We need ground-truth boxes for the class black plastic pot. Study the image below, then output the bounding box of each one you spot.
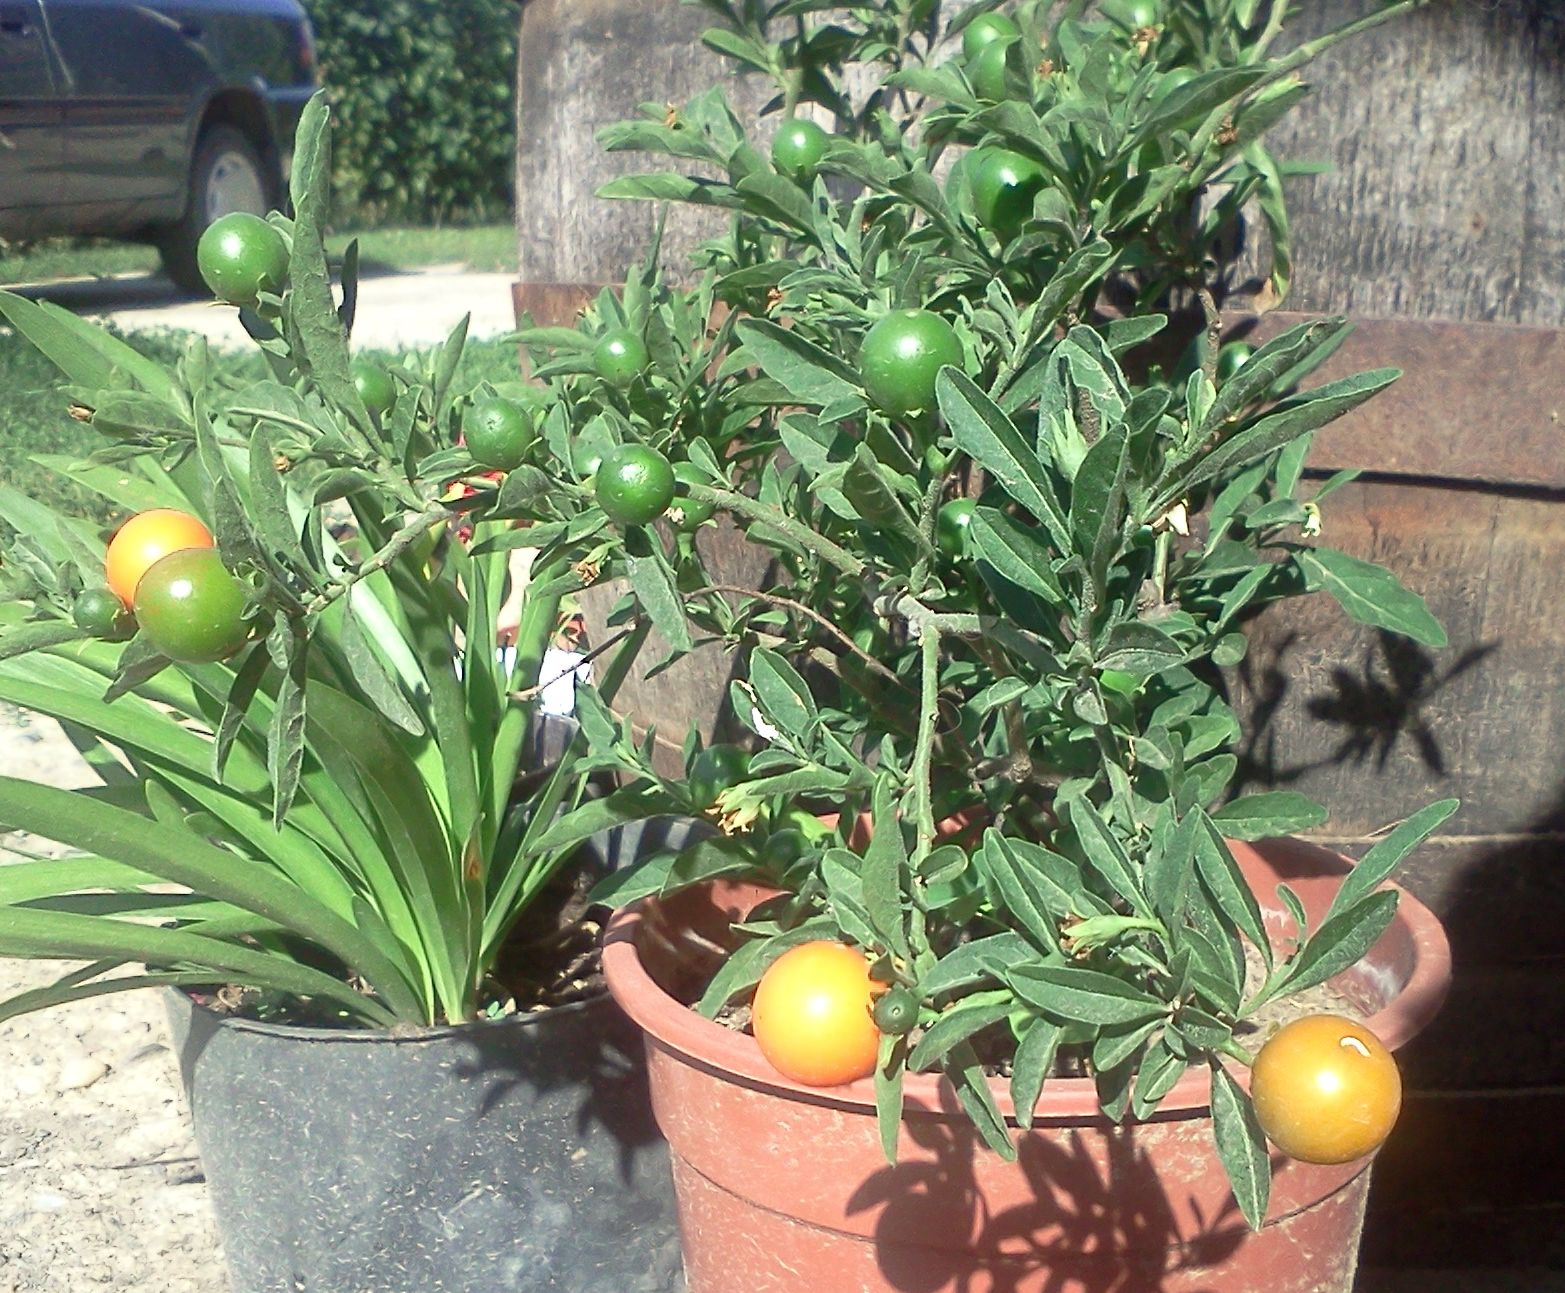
[166,988,684,1293]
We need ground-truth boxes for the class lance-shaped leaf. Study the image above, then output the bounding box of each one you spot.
[1276,889,1400,997]
[735,318,863,409]
[1210,791,1328,842]
[907,992,1013,1072]
[1209,1062,1271,1230]
[1298,549,1447,649]
[1326,799,1458,923]
[937,369,1070,552]
[1007,964,1167,1026]
[969,507,1066,603]
[1154,368,1400,514]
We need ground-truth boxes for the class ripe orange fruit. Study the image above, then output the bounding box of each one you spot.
[105,509,215,607]
[751,941,882,1087]
[1250,1014,1402,1165]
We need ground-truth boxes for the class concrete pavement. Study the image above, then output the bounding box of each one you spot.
[6,265,519,351]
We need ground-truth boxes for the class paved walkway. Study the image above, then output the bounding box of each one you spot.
[7,265,519,351]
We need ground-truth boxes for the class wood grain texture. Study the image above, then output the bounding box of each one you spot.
[1235,478,1565,839]
[514,0,771,287]
[1254,0,1562,326]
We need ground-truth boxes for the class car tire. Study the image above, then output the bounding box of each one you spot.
[157,125,278,295]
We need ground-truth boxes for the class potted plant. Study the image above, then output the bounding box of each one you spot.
[489,0,1453,1287]
[0,98,682,1293]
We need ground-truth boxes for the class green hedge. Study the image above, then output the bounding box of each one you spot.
[304,0,518,223]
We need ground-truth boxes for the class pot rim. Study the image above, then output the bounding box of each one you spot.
[602,834,1452,1122]
[168,984,613,1046]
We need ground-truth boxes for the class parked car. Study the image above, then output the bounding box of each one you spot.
[0,0,318,290]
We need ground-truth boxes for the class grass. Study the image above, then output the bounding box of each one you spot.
[0,326,524,528]
[0,223,515,287]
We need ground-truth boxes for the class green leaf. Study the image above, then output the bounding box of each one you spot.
[0,621,84,665]
[1198,319,1351,440]
[735,171,817,232]
[0,775,422,1021]
[665,833,760,891]
[1210,792,1328,841]
[0,903,392,1024]
[625,542,693,655]
[1209,1062,1271,1230]
[937,369,1070,552]
[1280,889,1399,997]
[1298,549,1447,649]
[875,1033,908,1163]
[286,94,371,440]
[1130,1033,1188,1120]
[0,291,181,403]
[552,788,685,867]
[333,594,425,737]
[948,1043,1016,1161]
[1327,799,1458,923]
[861,780,910,958]
[919,931,1035,998]
[1097,623,1187,678]
[1194,819,1272,967]
[974,831,1077,948]
[907,993,1014,1074]
[694,918,835,1017]
[749,648,818,740]
[968,507,1066,603]
[1155,369,1401,514]
[1006,965,1166,1026]
[735,318,863,410]
[1065,797,1151,919]
[596,174,741,207]
[1010,1015,1064,1128]
[0,966,224,1025]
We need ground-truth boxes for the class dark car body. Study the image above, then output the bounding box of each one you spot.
[0,0,316,284]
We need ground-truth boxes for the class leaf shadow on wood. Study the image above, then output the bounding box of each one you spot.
[1234,628,1496,788]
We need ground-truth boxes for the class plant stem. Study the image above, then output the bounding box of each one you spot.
[1197,283,1222,387]
[690,483,866,577]
[305,501,452,616]
[1217,1036,1255,1067]
[691,583,907,687]
[909,627,941,856]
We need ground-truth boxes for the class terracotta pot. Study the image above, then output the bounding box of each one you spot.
[602,835,1451,1292]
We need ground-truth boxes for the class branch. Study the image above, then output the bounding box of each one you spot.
[1197,283,1222,388]
[508,625,633,703]
[909,628,941,856]
[691,584,907,689]
[305,501,453,615]
[689,484,866,578]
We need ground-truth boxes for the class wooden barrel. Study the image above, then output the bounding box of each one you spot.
[511,0,1565,1257]
[1227,0,1565,1265]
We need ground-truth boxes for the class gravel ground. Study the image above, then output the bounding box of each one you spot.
[0,704,225,1293]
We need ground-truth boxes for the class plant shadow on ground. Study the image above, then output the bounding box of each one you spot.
[844,1101,1286,1293]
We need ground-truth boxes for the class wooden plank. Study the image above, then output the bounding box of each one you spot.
[1396,960,1565,1090]
[1243,313,1565,491]
[1235,479,1565,839]
[515,0,770,288]
[1239,0,1556,327]
[1361,1089,1565,1268]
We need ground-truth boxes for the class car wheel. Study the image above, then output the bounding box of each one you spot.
[158,125,277,295]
